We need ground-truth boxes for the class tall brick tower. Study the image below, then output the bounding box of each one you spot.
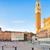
[35,0,41,33]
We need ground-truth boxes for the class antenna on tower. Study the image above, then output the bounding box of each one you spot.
[36,0,40,4]
[36,0,40,2]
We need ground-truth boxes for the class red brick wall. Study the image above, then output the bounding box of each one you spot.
[0,32,11,41]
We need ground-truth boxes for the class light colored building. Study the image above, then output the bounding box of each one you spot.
[11,32,24,40]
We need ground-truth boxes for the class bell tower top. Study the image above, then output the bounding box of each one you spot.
[36,0,40,4]
[35,0,41,13]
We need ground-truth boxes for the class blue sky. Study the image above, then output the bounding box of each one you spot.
[0,0,50,33]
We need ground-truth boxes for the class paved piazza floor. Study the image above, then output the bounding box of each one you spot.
[0,41,33,50]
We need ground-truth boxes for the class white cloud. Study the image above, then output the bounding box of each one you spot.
[12,20,25,24]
